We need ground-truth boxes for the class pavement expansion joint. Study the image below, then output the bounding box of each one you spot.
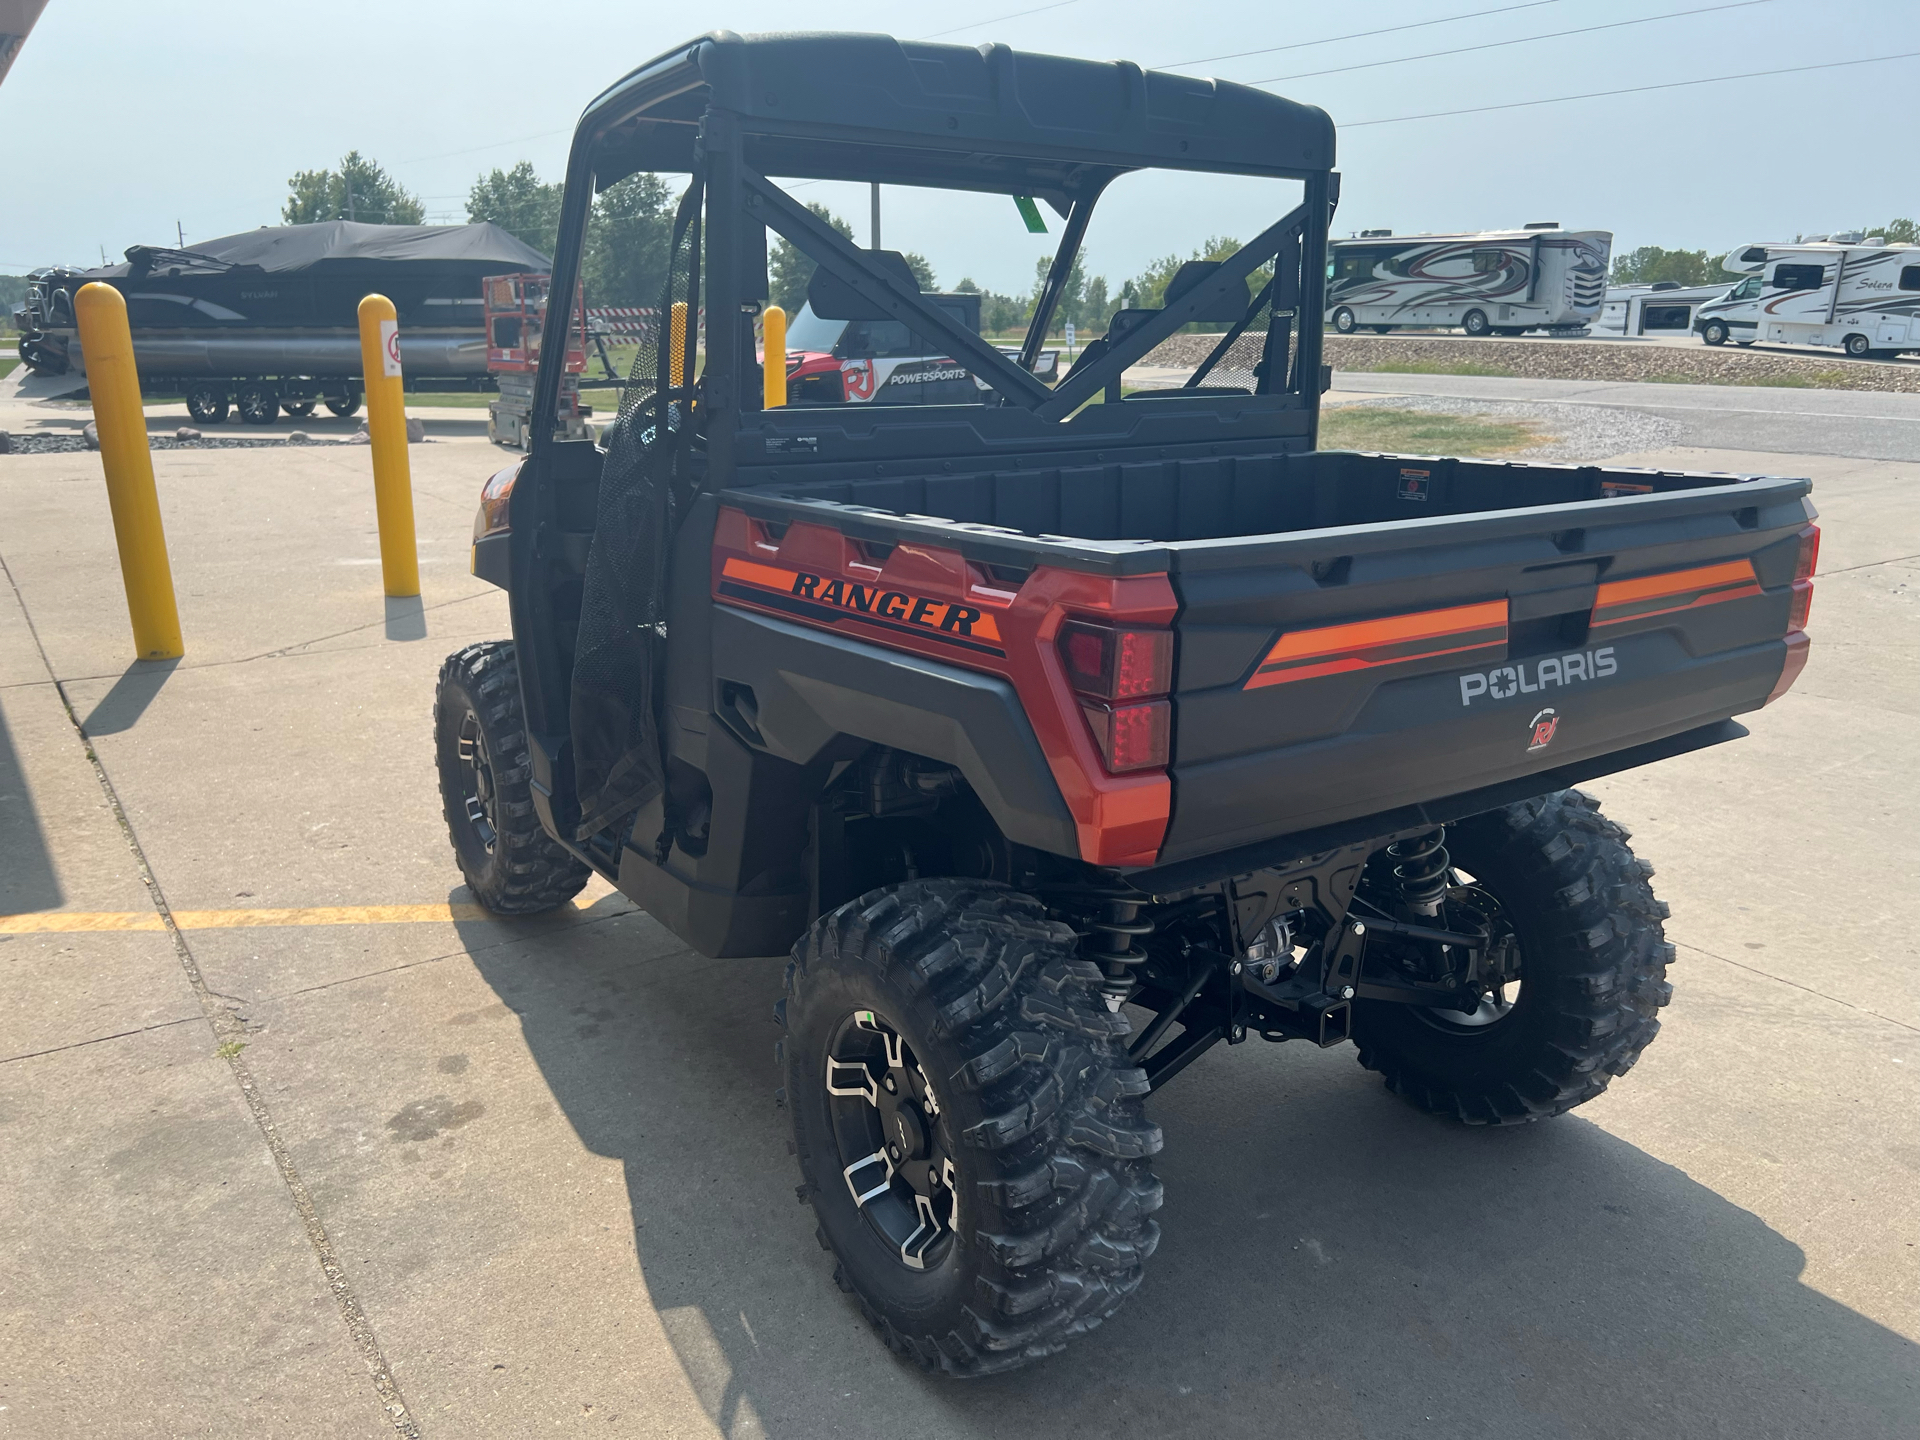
[0,547,425,1439]
[1674,940,1919,1035]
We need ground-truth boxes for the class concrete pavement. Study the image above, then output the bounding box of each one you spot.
[0,405,1914,1436]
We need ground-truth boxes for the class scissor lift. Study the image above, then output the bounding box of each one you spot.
[483,272,593,449]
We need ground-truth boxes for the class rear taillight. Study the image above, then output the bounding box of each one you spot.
[1789,522,1819,631]
[1059,621,1174,773]
[1079,699,1171,773]
[1058,621,1173,699]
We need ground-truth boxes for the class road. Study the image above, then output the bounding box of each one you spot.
[0,388,1914,1437]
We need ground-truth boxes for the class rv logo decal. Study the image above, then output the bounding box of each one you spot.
[1459,647,1616,707]
[840,359,875,400]
[1527,708,1560,752]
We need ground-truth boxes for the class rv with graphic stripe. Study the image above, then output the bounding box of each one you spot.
[1326,225,1611,337]
[1692,239,1920,358]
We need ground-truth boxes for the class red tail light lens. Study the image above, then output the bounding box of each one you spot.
[1789,523,1819,631]
[1058,621,1174,700]
[1080,700,1171,773]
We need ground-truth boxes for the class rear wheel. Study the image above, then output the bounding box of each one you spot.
[1353,790,1673,1125]
[184,385,229,424]
[1461,309,1491,337]
[324,389,362,418]
[1844,333,1871,358]
[236,384,278,424]
[1369,324,1394,334]
[282,398,316,418]
[780,880,1163,1375]
[1332,306,1358,334]
[1701,320,1729,346]
[434,641,590,914]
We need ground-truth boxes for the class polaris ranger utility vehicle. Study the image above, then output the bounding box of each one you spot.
[435,31,1819,1376]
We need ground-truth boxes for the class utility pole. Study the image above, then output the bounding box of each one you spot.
[176,220,184,248]
[870,182,880,251]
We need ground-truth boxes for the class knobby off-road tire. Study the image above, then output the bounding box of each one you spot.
[1355,789,1674,1125]
[778,880,1164,1376]
[433,641,589,914]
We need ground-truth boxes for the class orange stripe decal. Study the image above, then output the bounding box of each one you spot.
[1247,600,1508,689]
[1591,559,1761,628]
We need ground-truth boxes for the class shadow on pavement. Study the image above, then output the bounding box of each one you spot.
[79,656,180,736]
[384,596,428,642]
[0,701,62,912]
[459,908,1918,1439]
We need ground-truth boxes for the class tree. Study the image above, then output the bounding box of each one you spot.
[903,251,937,291]
[283,151,424,225]
[1609,245,1741,287]
[769,204,856,312]
[582,173,676,307]
[1123,237,1259,330]
[1856,217,1918,244]
[466,161,562,259]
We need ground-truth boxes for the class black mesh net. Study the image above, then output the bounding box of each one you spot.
[568,175,705,842]
[1188,236,1301,395]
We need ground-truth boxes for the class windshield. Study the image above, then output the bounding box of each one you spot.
[782,302,846,354]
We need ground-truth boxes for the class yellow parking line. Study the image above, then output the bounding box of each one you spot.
[0,904,496,935]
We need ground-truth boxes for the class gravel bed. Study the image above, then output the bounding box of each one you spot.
[1334,394,1685,463]
[1141,332,1920,392]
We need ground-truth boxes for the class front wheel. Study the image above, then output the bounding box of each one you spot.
[1701,320,1729,346]
[434,641,590,914]
[1461,309,1491,337]
[1353,790,1673,1125]
[1844,332,1871,358]
[1332,306,1357,334]
[780,880,1163,1376]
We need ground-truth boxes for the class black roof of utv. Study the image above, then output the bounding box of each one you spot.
[582,30,1335,204]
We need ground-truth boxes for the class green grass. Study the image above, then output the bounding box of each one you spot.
[0,357,17,380]
[1345,358,1519,379]
[1320,406,1547,457]
[403,392,494,408]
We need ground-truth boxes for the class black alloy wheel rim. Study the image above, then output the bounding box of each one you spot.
[825,1009,958,1272]
[457,708,498,853]
[1411,877,1525,1032]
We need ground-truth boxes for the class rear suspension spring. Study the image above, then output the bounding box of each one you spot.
[1388,826,1451,917]
[1079,890,1154,1012]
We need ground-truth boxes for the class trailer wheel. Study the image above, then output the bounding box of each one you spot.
[1461,309,1491,337]
[1701,320,1729,346]
[324,389,362,418]
[434,641,590,914]
[1353,789,1673,1125]
[1331,306,1357,333]
[185,385,229,425]
[236,384,279,425]
[780,879,1163,1376]
[282,399,316,419]
[1844,333,1871,358]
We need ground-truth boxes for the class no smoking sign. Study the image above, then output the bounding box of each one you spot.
[379,318,402,377]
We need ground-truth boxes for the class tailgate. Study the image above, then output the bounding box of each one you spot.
[1161,472,1815,865]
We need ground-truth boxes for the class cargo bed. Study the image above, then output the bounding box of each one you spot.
[724,445,1815,867]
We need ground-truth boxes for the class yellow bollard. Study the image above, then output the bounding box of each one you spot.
[762,305,786,408]
[355,294,420,598]
[669,301,688,388]
[74,283,183,660]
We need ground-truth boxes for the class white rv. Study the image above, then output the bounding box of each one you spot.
[1325,224,1611,337]
[1692,237,1920,357]
[1595,281,1733,338]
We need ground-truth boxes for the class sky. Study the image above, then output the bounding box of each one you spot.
[2,0,1914,296]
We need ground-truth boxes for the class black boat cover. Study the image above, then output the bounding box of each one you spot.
[93,221,550,278]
